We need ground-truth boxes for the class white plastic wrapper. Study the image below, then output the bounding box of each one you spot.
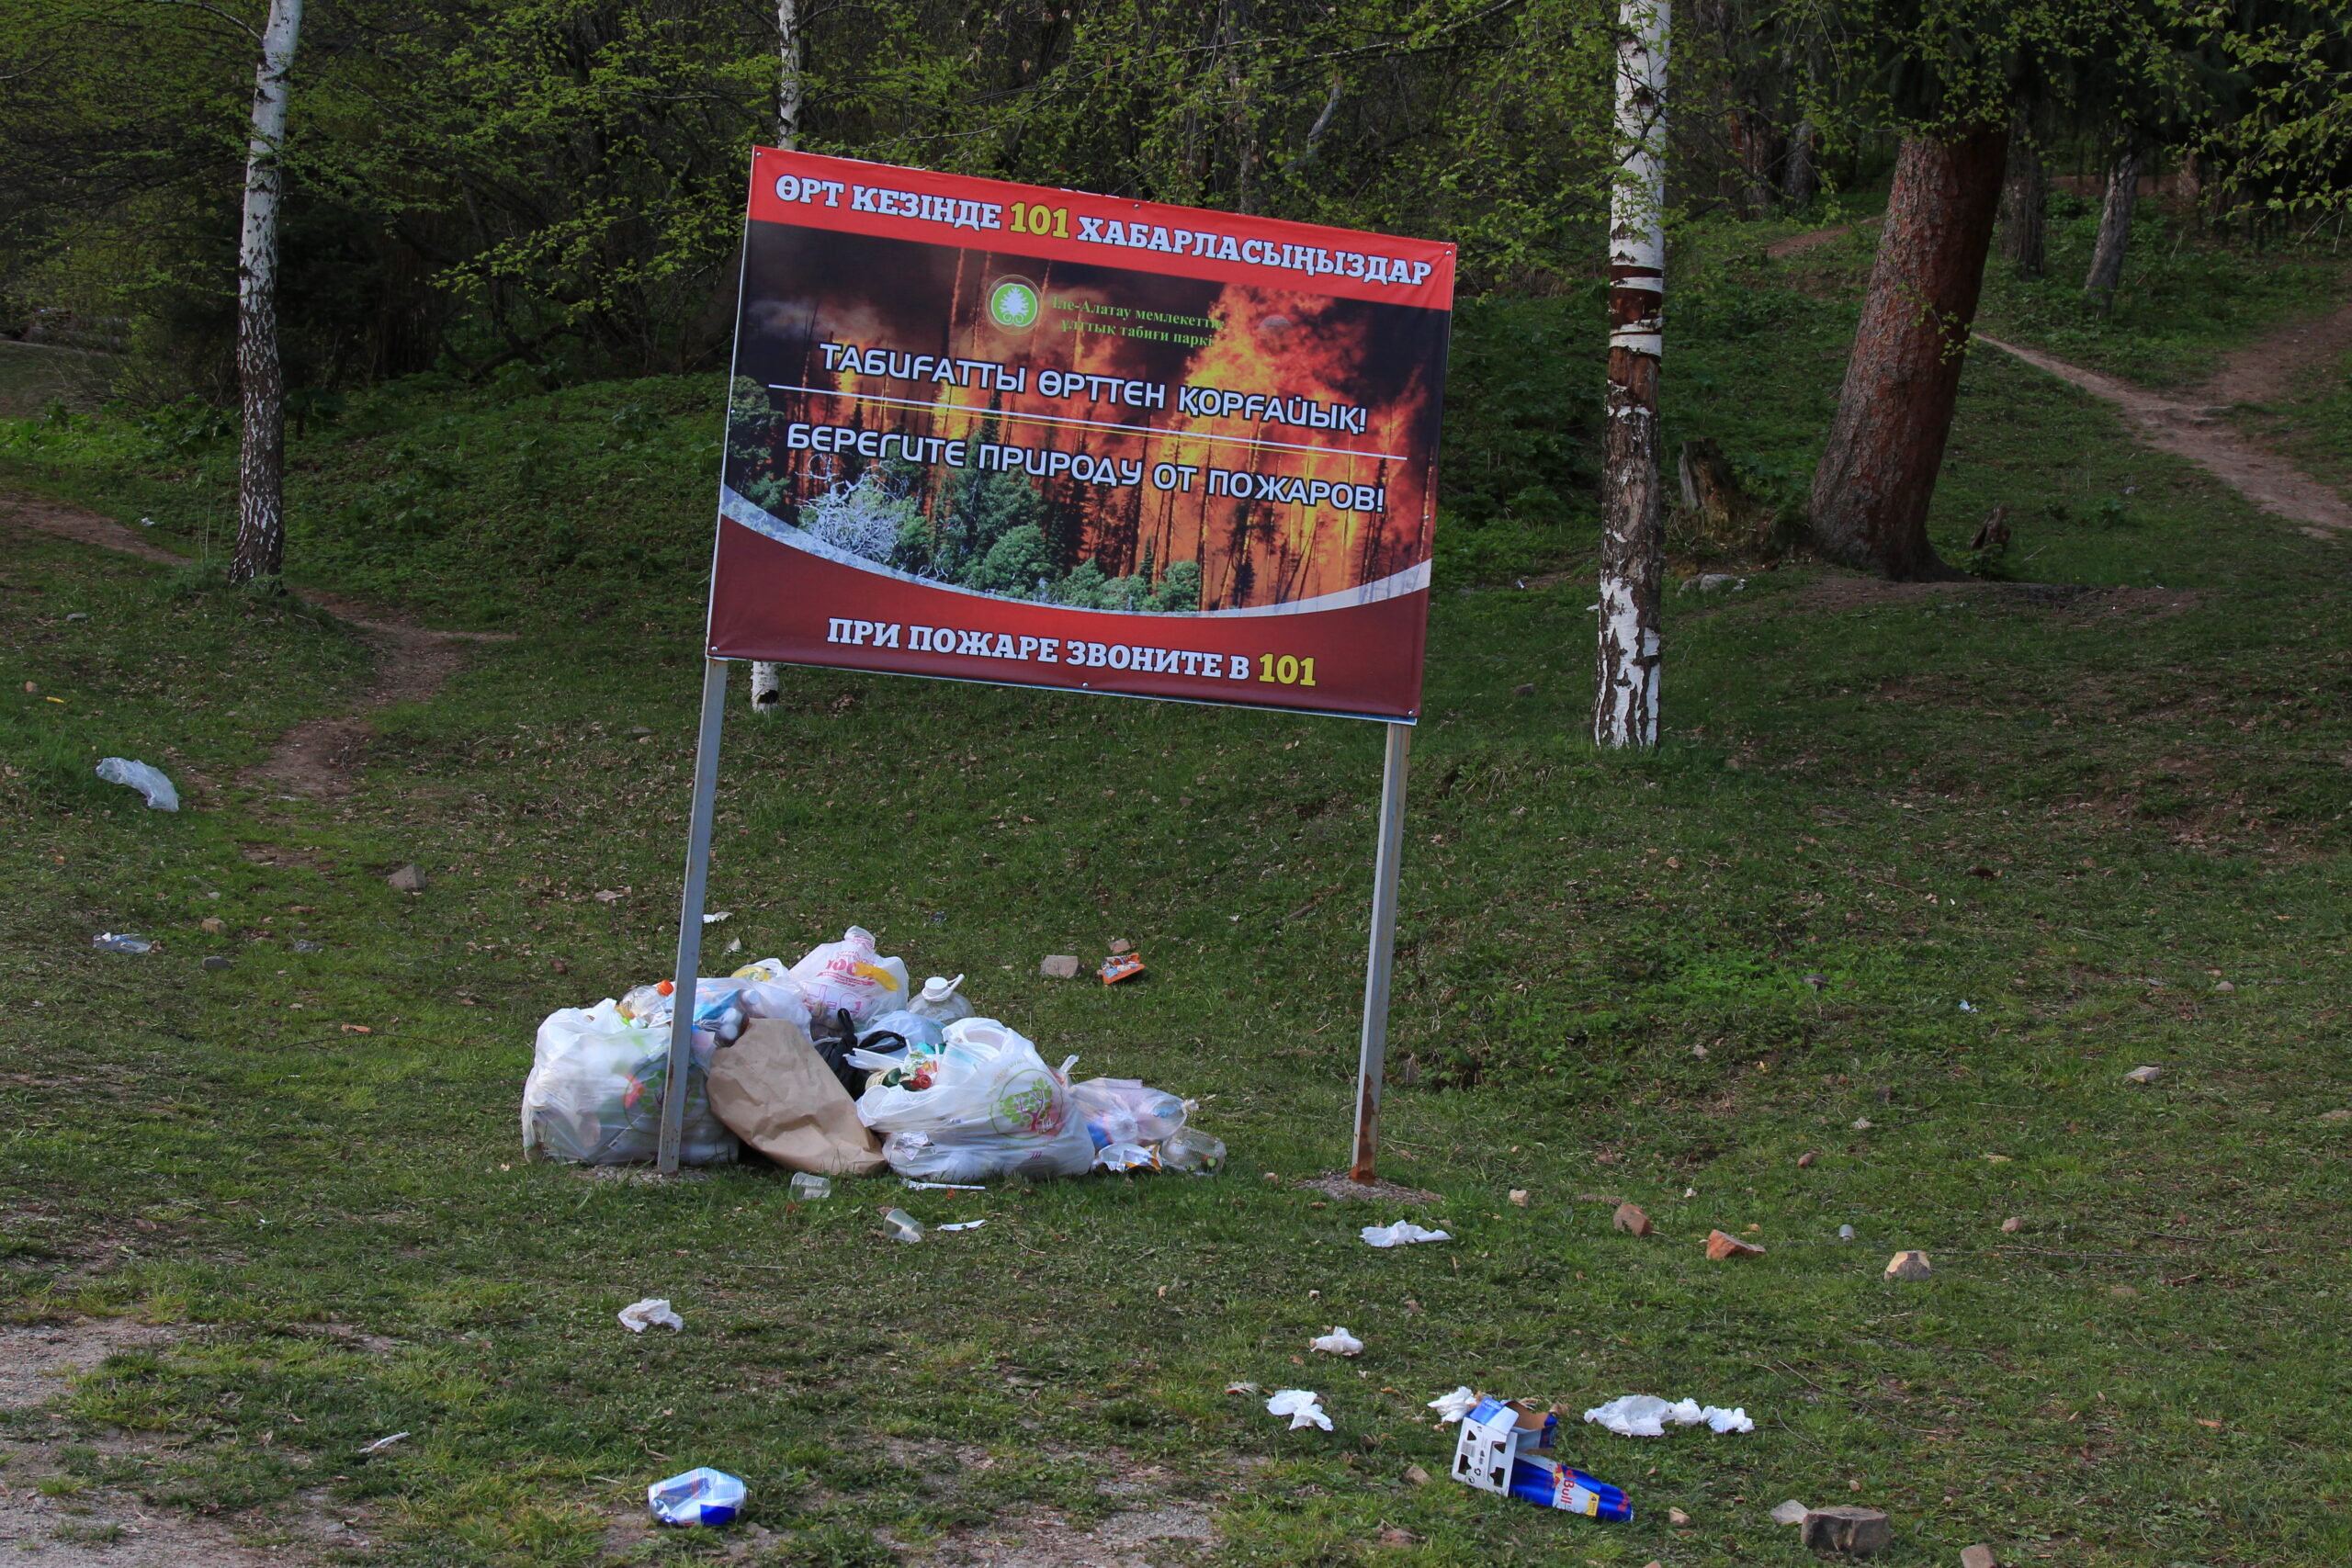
[858,1019,1093,1182]
[520,1000,739,1166]
[1360,1221,1452,1247]
[617,1297,684,1334]
[1267,1389,1331,1431]
[648,1467,744,1527]
[96,757,179,811]
[1308,1327,1364,1357]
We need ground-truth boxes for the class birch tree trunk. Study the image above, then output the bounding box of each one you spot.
[750,0,803,716]
[1593,0,1667,750]
[1999,131,2046,279]
[1806,126,2007,581]
[227,0,303,585]
[1781,118,1816,209]
[2083,141,2143,314]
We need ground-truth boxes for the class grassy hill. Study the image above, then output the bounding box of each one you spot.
[1,212,2348,1567]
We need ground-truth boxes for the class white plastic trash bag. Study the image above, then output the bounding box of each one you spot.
[858,1018,1093,1182]
[790,926,910,1024]
[96,758,178,811]
[521,1000,739,1166]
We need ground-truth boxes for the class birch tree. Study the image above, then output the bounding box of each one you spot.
[2083,135,2143,312]
[749,0,804,716]
[1594,0,1667,750]
[226,0,301,585]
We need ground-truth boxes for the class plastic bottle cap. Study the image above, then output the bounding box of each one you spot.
[657,980,674,995]
[922,974,964,1001]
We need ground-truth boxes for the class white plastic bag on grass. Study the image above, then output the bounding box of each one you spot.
[96,758,178,811]
[790,926,909,1024]
[857,1018,1093,1181]
[521,1000,738,1166]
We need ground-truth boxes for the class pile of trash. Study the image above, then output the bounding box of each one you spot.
[521,925,1223,1182]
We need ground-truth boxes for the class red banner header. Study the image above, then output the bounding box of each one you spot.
[748,148,1455,312]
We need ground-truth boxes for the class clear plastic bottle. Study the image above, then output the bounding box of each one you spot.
[618,980,674,1027]
[907,975,973,1024]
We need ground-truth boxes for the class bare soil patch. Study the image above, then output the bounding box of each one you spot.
[1979,335,2352,534]
[2203,295,2352,409]
[1764,218,1877,260]
[1296,1171,1439,1204]
[0,1320,356,1566]
[1,489,512,800]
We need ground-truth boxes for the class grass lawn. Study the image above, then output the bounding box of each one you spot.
[2,220,2350,1568]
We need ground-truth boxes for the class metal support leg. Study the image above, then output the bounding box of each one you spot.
[1350,721,1411,1183]
[658,657,729,1174]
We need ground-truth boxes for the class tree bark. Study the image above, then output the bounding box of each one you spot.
[1999,132,2045,279]
[228,0,303,585]
[752,0,804,715]
[1807,126,2007,582]
[1781,118,1816,209]
[1594,0,1667,750]
[2084,141,2143,314]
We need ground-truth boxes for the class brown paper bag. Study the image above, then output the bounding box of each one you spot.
[707,1018,885,1176]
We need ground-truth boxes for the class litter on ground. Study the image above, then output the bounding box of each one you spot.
[1266,1388,1332,1431]
[648,1467,745,1527]
[1362,1221,1452,1247]
[1582,1394,1753,1437]
[95,757,179,810]
[1428,1386,1479,1423]
[1451,1394,1632,1520]
[616,1298,684,1334]
[1308,1326,1364,1356]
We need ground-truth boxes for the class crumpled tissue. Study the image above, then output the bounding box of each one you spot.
[647,1466,745,1526]
[1583,1394,1753,1436]
[1267,1389,1332,1431]
[1308,1326,1363,1357]
[617,1297,684,1334]
[1360,1221,1452,1247]
[1427,1386,1479,1424]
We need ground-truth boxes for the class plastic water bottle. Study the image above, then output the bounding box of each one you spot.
[790,1172,832,1201]
[907,975,973,1024]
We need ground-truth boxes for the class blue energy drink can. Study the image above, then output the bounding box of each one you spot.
[1508,1456,1634,1522]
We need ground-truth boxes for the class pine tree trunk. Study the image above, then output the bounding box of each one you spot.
[751,0,803,715]
[2084,141,2143,314]
[1594,0,1667,750]
[1999,133,2045,279]
[1807,126,2007,581]
[228,0,303,585]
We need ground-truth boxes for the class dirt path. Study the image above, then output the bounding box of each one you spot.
[0,491,511,798]
[1764,218,1876,260]
[2203,296,2352,408]
[1976,334,2352,536]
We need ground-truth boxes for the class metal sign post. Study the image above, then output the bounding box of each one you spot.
[1350,722,1411,1183]
[657,657,731,1174]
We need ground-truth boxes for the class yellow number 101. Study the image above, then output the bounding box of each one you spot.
[1008,203,1071,239]
[1260,654,1317,687]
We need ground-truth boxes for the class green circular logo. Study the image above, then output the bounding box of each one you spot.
[987,276,1040,333]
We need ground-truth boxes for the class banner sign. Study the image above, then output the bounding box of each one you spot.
[707,148,1456,722]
